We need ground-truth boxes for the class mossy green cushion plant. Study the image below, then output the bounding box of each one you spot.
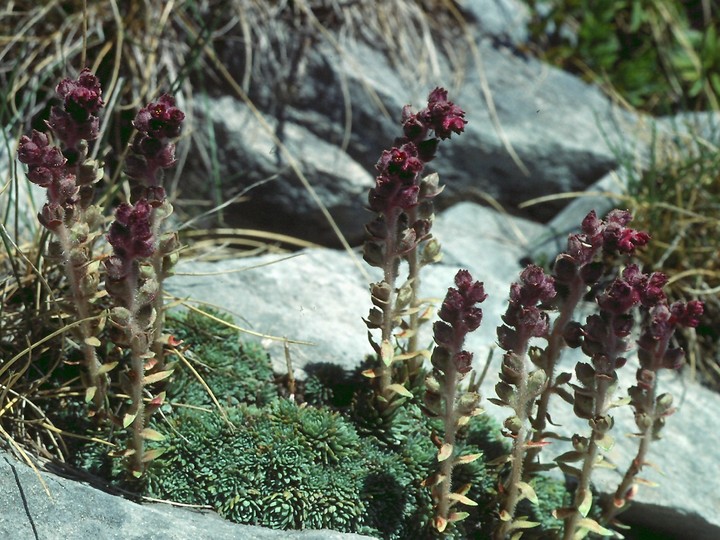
[145,396,498,539]
[166,309,278,408]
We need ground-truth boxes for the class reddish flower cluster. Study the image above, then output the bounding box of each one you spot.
[125,94,185,188]
[433,269,487,374]
[105,200,155,279]
[554,210,651,285]
[47,68,104,153]
[497,265,556,353]
[637,299,704,373]
[368,87,466,216]
[17,130,78,230]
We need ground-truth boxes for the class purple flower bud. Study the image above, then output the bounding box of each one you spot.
[455,269,488,303]
[454,350,474,374]
[671,300,704,328]
[133,94,184,140]
[402,113,428,142]
[38,202,64,231]
[612,313,634,337]
[581,210,602,236]
[433,320,454,348]
[56,68,104,122]
[597,277,640,315]
[439,288,464,325]
[28,166,54,187]
[553,253,578,283]
[517,265,556,305]
[579,261,603,285]
[602,213,650,254]
[422,87,467,140]
[17,131,49,165]
[563,321,584,348]
[107,199,155,261]
[605,209,633,227]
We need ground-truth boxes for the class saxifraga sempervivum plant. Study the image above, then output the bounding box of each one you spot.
[104,94,184,478]
[17,69,107,413]
[362,87,466,429]
[422,269,487,533]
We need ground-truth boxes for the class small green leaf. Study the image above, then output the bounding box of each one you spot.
[517,481,539,505]
[510,519,540,530]
[122,412,137,428]
[84,336,101,347]
[380,340,394,366]
[387,383,413,398]
[140,428,165,441]
[578,489,592,517]
[143,369,174,386]
[555,450,584,463]
[447,511,469,523]
[447,492,477,506]
[97,361,118,375]
[437,443,453,462]
[454,453,482,465]
[577,517,613,536]
[142,448,166,463]
[557,461,583,479]
[84,386,96,403]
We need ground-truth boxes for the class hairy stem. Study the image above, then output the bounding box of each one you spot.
[124,264,147,476]
[378,212,400,399]
[494,347,531,540]
[525,276,585,469]
[55,224,105,411]
[436,361,458,523]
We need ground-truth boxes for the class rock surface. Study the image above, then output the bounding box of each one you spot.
[169,201,720,539]
[0,451,375,540]
[180,2,641,245]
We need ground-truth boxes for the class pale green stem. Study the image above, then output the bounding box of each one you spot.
[494,345,531,540]
[436,360,458,524]
[55,223,105,411]
[525,275,585,470]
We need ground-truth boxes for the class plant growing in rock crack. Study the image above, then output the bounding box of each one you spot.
[17,69,185,479]
[492,264,557,539]
[600,294,703,528]
[422,269,487,533]
[17,69,107,414]
[362,87,466,430]
[485,209,705,538]
[104,93,184,477]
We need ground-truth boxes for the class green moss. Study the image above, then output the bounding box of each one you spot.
[146,402,405,537]
[166,309,278,407]
[523,0,720,113]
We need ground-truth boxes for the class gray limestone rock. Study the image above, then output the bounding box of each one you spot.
[0,451,375,540]
[180,10,640,245]
[168,201,720,539]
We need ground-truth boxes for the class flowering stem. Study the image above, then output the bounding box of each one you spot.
[55,223,105,411]
[436,359,458,522]
[404,207,423,384]
[494,348,530,540]
[123,263,147,477]
[378,212,401,399]
[563,316,623,539]
[525,275,585,470]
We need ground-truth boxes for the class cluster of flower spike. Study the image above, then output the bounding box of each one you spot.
[17,69,105,230]
[105,95,185,283]
[367,87,466,217]
[432,269,487,375]
[125,94,185,190]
